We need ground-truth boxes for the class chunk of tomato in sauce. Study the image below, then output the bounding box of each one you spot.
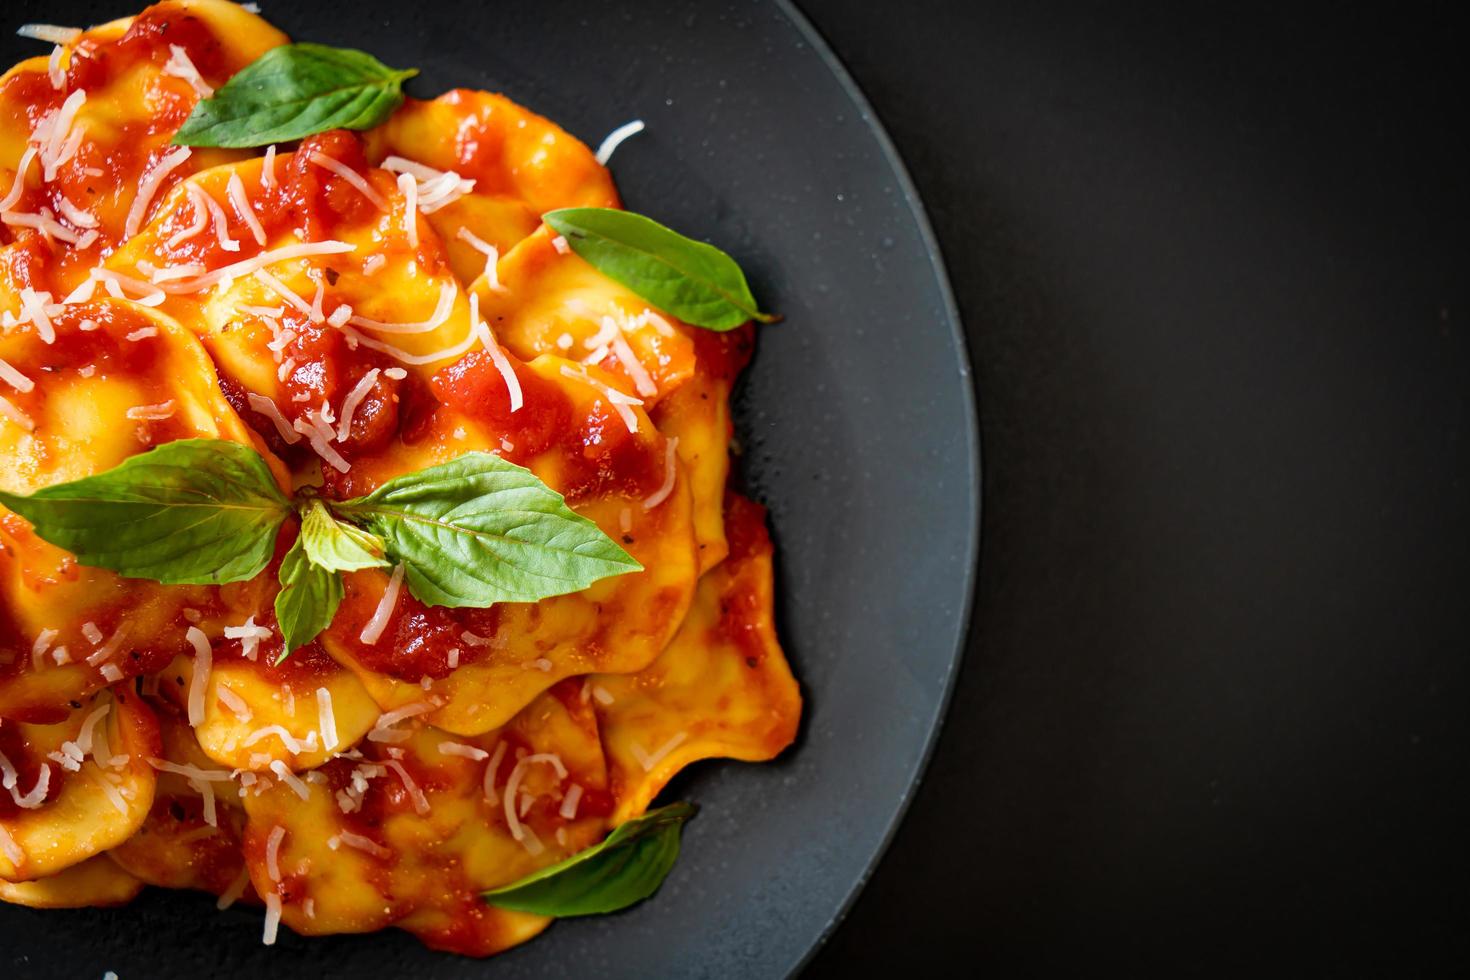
[430,350,571,460]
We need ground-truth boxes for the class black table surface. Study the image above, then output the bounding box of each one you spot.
[798,1,1467,974]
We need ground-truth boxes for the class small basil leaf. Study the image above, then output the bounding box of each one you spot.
[173,42,417,148]
[298,496,389,573]
[483,802,697,916]
[274,534,342,657]
[0,438,289,584]
[333,452,641,608]
[543,208,775,331]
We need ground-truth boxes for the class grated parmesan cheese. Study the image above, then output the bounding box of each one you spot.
[124,146,191,240]
[265,825,286,881]
[223,615,274,660]
[630,731,689,772]
[245,393,301,445]
[165,184,212,248]
[316,688,338,752]
[0,357,35,394]
[335,368,379,441]
[396,172,418,246]
[227,172,267,246]
[359,564,404,644]
[269,760,310,800]
[384,758,430,815]
[217,867,250,910]
[0,394,36,432]
[262,891,281,945]
[437,741,488,761]
[642,436,680,510]
[16,24,82,45]
[467,293,523,411]
[216,684,253,722]
[125,399,175,421]
[185,626,212,726]
[163,44,214,98]
[307,151,386,210]
[261,144,277,190]
[594,119,645,165]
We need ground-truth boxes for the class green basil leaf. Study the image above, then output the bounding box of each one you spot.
[543,208,775,331]
[173,43,417,148]
[0,439,289,584]
[273,534,342,657]
[333,452,641,608]
[298,496,389,573]
[483,802,697,916]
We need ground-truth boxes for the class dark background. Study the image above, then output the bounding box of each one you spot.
[800,0,1468,975]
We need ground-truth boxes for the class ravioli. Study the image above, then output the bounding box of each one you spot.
[0,0,287,293]
[318,354,698,735]
[592,494,800,821]
[0,689,158,882]
[0,853,143,908]
[106,700,254,900]
[366,88,619,282]
[0,299,284,717]
[150,634,382,774]
[475,228,747,570]
[239,684,610,955]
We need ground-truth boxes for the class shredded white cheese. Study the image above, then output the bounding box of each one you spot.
[262,892,282,945]
[630,731,689,772]
[307,151,386,210]
[245,393,301,445]
[217,867,250,910]
[0,357,34,393]
[186,626,212,727]
[264,825,286,881]
[261,144,277,190]
[243,725,316,755]
[166,184,211,248]
[643,436,680,510]
[216,684,253,722]
[383,758,430,815]
[124,146,191,240]
[594,119,645,164]
[227,172,267,246]
[396,172,418,246]
[163,44,214,98]
[437,741,488,761]
[223,615,273,660]
[16,24,83,45]
[316,688,338,752]
[125,399,176,421]
[335,368,379,441]
[467,293,523,412]
[0,394,36,432]
[269,760,310,800]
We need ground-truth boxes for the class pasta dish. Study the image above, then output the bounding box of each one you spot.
[0,0,799,956]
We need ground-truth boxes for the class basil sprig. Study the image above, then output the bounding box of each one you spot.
[275,533,344,654]
[0,439,289,585]
[543,208,775,331]
[483,803,696,916]
[173,43,417,148]
[334,454,640,607]
[0,441,640,655]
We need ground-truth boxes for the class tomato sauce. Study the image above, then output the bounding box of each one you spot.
[333,577,501,681]
[429,351,667,502]
[716,494,774,668]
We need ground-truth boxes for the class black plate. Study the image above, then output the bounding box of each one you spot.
[1,1,979,976]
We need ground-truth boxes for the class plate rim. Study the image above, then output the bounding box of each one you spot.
[770,0,983,973]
